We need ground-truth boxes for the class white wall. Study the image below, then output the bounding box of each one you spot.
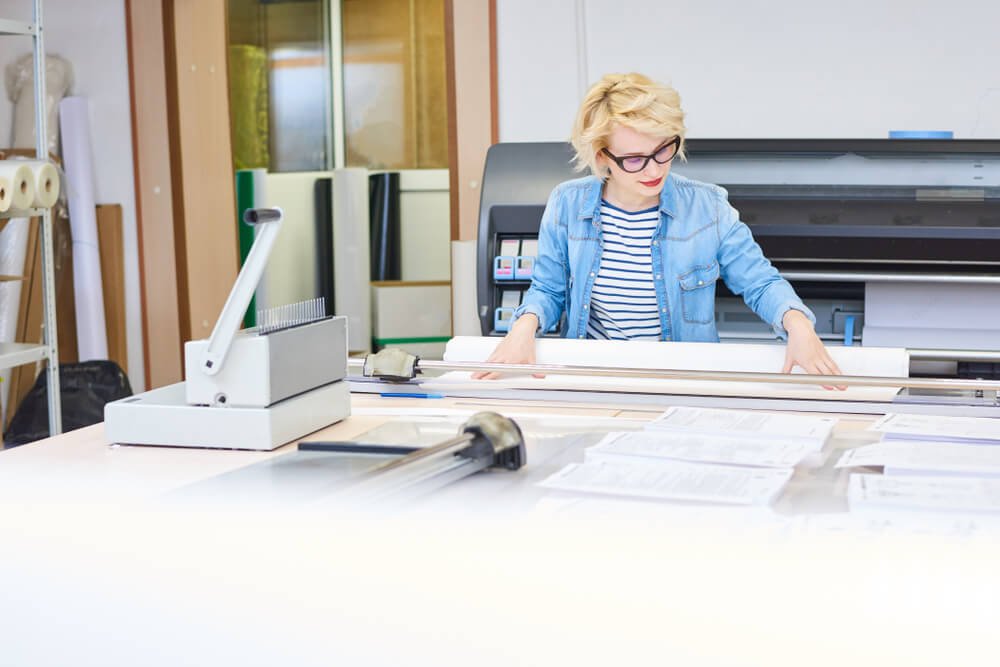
[498,0,1000,141]
[0,0,144,388]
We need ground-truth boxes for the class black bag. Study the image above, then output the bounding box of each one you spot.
[4,360,133,447]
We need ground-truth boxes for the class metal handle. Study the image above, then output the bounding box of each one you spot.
[780,270,1000,285]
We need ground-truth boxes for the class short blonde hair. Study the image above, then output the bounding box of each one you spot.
[570,72,687,176]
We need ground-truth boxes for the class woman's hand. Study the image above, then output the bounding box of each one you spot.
[471,314,543,380]
[781,309,845,390]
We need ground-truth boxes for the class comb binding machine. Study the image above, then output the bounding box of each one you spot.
[104,207,352,450]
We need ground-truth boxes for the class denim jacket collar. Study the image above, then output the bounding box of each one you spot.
[579,174,678,225]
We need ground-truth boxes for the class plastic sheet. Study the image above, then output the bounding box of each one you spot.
[5,53,73,156]
[0,217,31,420]
[59,96,108,361]
[368,172,400,281]
[332,168,371,352]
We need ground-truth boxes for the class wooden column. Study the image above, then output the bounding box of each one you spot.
[124,0,183,389]
[163,0,240,344]
[445,0,497,242]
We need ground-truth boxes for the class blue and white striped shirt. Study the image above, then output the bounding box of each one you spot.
[586,200,663,341]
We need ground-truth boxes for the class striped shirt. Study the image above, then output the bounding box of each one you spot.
[586,200,663,341]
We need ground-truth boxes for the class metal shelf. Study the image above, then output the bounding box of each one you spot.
[0,341,48,368]
[0,0,61,436]
[0,208,46,219]
[0,18,35,36]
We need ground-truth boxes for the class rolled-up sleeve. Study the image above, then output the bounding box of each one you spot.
[512,188,568,335]
[715,189,815,339]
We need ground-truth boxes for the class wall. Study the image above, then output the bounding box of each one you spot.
[0,0,144,388]
[497,0,1000,141]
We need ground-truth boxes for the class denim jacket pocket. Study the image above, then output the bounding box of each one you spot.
[679,261,720,324]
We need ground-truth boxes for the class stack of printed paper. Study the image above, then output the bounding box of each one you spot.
[537,407,832,505]
[841,413,1000,514]
[645,406,836,451]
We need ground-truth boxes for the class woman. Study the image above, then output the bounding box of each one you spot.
[474,72,842,384]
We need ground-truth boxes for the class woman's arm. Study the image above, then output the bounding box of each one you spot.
[715,189,843,386]
[474,187,568,380]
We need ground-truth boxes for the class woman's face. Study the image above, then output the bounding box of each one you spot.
[597,125,676,204]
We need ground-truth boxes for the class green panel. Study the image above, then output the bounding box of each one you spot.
[235,169,258,328]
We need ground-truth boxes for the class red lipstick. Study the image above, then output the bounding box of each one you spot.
[639,176,663,188]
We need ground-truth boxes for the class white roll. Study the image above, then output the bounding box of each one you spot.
[0,175,13,212]
[21,160,60,208]
[332,168,371,353]
[0,161,35,210]
[59,96,108,361]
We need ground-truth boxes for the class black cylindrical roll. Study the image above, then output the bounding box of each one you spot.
[314,177,335,314]
[369,172,401,281]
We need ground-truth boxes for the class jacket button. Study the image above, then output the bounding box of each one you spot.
[698,280,703,286]
[662,308,666,312]
[583,304,588,309]
[590,272,595,277]
[578,335,583,339]
[653,240,659,246]
[655,274,661,280]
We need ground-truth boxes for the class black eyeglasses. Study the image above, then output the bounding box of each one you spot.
[602,136,681,173]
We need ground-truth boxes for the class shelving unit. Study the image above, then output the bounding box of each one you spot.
[0,0,61,437]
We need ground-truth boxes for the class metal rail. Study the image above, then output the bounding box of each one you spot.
[347,357,1000,393]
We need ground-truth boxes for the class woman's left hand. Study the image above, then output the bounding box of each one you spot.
[781,309,845,390]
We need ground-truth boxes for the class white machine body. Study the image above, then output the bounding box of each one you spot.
[185,316,349,408]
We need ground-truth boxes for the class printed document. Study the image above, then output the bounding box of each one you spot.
[645,406,836,449]
[587,431,815,469]
[538,459,793,505]
[837,441,1000,476]
[847,473,1000,513]
[869,413,1000,445]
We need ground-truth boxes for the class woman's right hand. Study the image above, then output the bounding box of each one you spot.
[471,314,542,380]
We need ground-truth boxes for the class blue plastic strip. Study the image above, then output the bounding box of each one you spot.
[889,130,953,139]
[844,314,855,347]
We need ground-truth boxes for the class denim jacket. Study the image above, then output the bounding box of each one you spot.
[512,173,815,341]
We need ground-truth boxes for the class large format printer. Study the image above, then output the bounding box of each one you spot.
[477,140,1000,377]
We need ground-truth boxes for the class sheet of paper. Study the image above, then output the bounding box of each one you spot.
[645,406,835,448]
[537,459,793,505]
[586,431,815,468]
[500,289,521,308]
[847,473,1000,513]
[838,441,1000,475]
[499,239,521,257]
[519,238,539,257]
[869,413,1000,444]
[441,337,905,402]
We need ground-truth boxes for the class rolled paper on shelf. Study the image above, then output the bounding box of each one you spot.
[0,175,13,212]
[22,160,60,208]
[0,161,35,210]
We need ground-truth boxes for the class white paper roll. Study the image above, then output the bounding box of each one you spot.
[0,161,35,210]
[21,160,60,208]
[0,176,13,212]
[332,168,371,353]
[59,96,108,361]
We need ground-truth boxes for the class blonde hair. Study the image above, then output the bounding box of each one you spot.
[570,72,687,176]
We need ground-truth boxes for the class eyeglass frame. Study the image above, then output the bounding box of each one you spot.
[601,136,681,173]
